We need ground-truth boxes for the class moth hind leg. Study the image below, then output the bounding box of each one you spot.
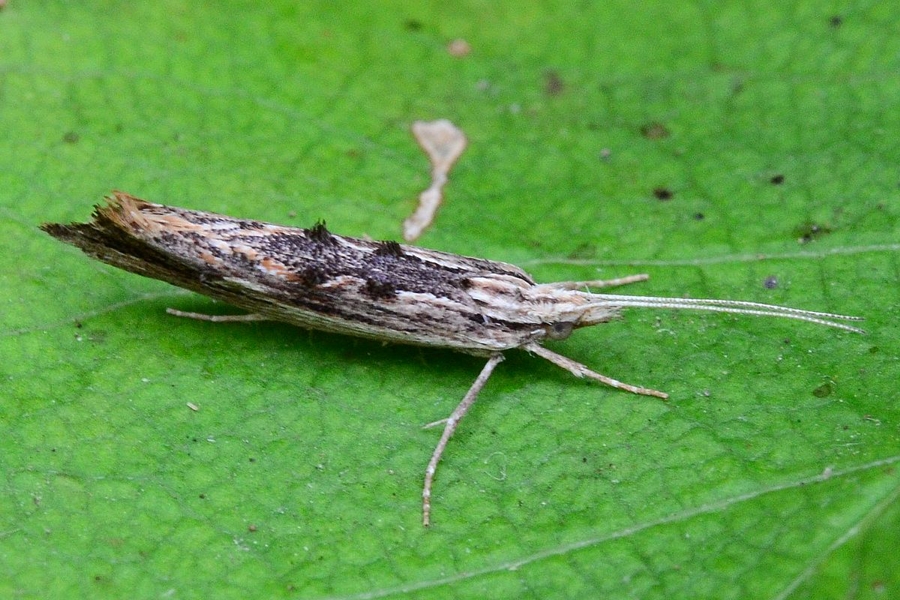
[423,353,505,527]
[166,308,268,323]
[540,273,649,291]
[525,342,668,399]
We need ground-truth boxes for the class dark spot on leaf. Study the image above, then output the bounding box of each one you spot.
[404,19,423,31]
[653,187,674,201]
[63,131,79,144]
[693,212,705,221]
[199,493,206,499]
[544,70,564,96]
[770,174,785,185]
[764,276,778,289]
[640,122,670,139]
[829,15,843,27]
[794,222,832,244]
[567,243,596,260]
[812,381,834,398]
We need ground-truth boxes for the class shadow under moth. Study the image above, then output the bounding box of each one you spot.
[42,192,864,526]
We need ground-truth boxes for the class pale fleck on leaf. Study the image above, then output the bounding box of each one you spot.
[404,119,468,241]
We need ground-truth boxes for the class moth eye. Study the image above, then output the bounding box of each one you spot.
[546,322,574,340]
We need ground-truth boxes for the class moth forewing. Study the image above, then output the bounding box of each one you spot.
[40,192,865,527]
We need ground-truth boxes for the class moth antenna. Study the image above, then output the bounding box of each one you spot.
[584,294,865,334]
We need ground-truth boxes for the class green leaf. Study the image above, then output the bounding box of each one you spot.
[2,1,898,598]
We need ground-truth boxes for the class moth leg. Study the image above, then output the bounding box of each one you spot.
[166,308,268,323]
[541,273,649,291]
[423,353,505,527]
[525,342,668,399]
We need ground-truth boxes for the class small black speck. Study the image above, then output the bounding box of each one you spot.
[374,240,405,257]
[829,15,843,27]
[770,174,785,185]
[307,221,335,244]
[365,278,397,299]
[404,19,423,31]
[653,187,674,201]
[693,212,705,221]
[640,122,670,139]
[764,275,778,289]
[63,131,80,144]
[544,70,564,96]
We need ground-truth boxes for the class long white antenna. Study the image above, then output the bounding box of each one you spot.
[586,294,865,333]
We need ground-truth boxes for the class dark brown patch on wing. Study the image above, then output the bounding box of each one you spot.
[365,278,398,300]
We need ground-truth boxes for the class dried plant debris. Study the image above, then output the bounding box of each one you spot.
[403,119,468,242]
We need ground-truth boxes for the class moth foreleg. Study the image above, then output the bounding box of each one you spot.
[525,342,668,399]
[423,353,505,527]
[166,308,268,323]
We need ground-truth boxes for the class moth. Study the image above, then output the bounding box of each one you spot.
[42,192,864,526]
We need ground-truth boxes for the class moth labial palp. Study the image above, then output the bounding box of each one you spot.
[40,192,866,527]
